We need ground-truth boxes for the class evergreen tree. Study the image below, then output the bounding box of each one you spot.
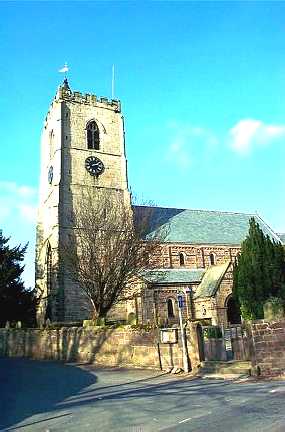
[233,218,285,320]
[0,230,36,327]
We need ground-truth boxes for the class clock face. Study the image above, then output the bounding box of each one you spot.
[85,156,104,176]
[48,166,53,184]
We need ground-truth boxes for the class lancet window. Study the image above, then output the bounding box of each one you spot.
[87,120,100,150]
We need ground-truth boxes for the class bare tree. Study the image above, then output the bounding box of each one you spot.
[62,189,166,322]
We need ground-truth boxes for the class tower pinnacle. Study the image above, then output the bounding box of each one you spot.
[62,78,71,92]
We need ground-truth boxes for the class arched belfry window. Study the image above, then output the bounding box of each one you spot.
[209,253,216,266]
[179,252,186,266]
[46,243,52,296]
[167,298,175,318]
[87,120,100,150]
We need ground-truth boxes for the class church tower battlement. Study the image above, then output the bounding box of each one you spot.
[36,79,130,322]
[45,82,121,123]
[55,85,121,111]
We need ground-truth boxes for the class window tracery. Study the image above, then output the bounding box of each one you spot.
[87,120,100,150]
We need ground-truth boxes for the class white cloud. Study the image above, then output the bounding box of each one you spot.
[0,206,11,221]
[229,119,285,155]
[0,181,36,198]
[18,185,37,198]
[166,123,218,169]
[168,133,192,169]
[0,181,37,288]
[18,204,37,222]
[0,181,37,225]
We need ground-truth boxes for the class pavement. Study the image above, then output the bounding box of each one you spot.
[1,358,285,431]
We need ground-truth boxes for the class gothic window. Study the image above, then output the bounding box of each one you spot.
[179,252,186,266]
[46,243,52,296]
[87,120,100,150]
[209,253,216,266]
[167,298,175,318]
[49,130,54,159]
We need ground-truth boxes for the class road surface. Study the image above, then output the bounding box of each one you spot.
[1,358,285,431]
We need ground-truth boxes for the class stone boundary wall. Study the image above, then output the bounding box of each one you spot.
[0,327,195,371]
[249,319,285,376]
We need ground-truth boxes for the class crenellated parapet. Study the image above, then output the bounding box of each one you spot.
[56,82,121,112]
[44,80,121,126]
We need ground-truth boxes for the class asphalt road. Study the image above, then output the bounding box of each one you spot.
[1,358,285,432]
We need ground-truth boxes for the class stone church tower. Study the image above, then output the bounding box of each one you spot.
[36,79,130,322]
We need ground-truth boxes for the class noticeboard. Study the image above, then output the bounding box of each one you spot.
[160,328,178,344]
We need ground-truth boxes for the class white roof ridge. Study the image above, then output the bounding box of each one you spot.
[254,214,282,243]
[134,204,256,217]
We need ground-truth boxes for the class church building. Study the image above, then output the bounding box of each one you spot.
[35,81,283,326]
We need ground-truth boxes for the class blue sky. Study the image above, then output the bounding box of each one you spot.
[1,1,285,288]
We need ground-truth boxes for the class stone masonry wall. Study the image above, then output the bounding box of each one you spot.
[36,83,131,323]
[0,326,200,371]
[249,319,285,376]
[156,245,241,270]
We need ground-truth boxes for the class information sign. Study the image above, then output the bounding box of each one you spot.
[177,294,183,308]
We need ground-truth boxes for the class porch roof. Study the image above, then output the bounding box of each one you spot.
[194,261,231,299]
[141,268,205,285]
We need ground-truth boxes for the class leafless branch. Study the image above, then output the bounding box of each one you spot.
[62,189,167,320]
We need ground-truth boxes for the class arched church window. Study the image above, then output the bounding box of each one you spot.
[209,253,216,266]
[179,252,186,266]
[46,243,52,296]
[86,120,100,150]
[167,298,175,318]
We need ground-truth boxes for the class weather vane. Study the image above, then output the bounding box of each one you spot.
[59,62,69,79]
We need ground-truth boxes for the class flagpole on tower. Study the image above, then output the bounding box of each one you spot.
[112,64,115,99]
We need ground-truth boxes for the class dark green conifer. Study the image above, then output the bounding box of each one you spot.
[233,218,285,320]
[0,230,36,326]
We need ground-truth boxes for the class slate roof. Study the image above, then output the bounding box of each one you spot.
[141,268,205,285]
[193,262,230,299]
[134,206,281,245]
[141,263,230,299]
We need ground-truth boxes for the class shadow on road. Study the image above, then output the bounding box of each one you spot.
[0,357,97,430]
[1,358,279,432]
[49,370,272,418]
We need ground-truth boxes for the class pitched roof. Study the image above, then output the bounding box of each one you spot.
[194,262,230,299]
[141,268,205,285]
[141,263,230,298]
[134,206,281,245]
